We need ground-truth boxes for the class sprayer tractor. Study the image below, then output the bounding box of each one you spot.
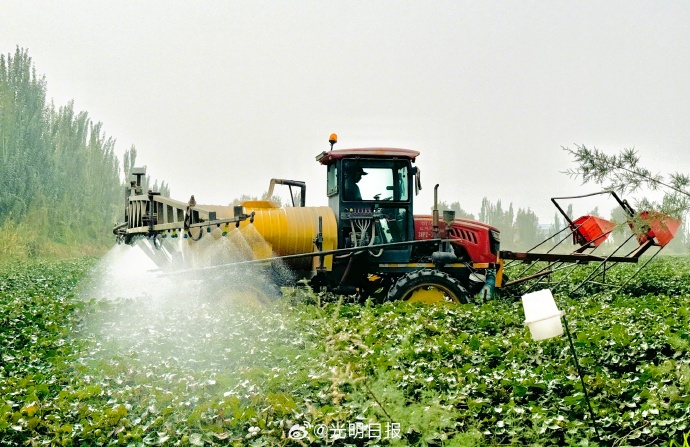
[113,134,681,303]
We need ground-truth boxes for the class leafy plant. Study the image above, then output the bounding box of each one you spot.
[2,256,690,445]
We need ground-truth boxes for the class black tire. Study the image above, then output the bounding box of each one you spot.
[387,269,470,304]
[359,276,394,304]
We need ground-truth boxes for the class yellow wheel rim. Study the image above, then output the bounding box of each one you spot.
[404,283,458,304]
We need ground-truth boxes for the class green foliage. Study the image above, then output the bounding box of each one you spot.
[563,145,690,253]
[230,194,288,207]
[123,146,170,197]
[434,201,476,220]
[670,431,690,447]
[479,198,545,251]
[524,254,690,298]
[432,198,549,252]
[2,257,690,445]
[0,47,170,255]
[563,145,690,219]
[0,47,120,251]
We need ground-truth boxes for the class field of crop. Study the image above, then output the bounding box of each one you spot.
[1,254,690,446]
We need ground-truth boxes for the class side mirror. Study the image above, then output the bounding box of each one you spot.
[412,167,422,195]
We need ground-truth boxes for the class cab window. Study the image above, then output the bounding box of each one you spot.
[327,164,338,196]
[342,160,410,202]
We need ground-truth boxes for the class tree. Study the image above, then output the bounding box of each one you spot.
[564,145,690,252]
[121,145,169,196]
[434,201,475,220]
[123,145,137,183]
[0,47,171,252]
[514,207,543,250]
[0,47,49,220]
[230,193,284,207]
[563,145,690,218]
[476,198,546,250]
[480,198,511,246]
[608,205,633,248]
[551,211,562,231]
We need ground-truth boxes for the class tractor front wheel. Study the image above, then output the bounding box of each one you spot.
[387,269,470,304]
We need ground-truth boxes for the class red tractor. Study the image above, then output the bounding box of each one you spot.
[114,134,679,302]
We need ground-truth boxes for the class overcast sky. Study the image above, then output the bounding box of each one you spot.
[3,1,689,222]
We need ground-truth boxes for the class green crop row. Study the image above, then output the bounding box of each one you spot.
[1,257,690,446]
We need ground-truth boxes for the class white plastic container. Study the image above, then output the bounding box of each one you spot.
[522,289,565,341]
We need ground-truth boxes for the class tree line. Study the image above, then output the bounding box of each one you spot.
[0,47,167,257]
[435,199,547,251]
[2,47,686,257]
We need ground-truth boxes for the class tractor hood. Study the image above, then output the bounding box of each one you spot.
[413,215,500,263]
[413,215,500,234]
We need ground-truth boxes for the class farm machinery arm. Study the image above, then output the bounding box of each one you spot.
[499,190,682,295]
[112,189,255,245]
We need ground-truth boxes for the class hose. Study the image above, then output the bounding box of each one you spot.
[369,219,384,257]
[187,227,204,241]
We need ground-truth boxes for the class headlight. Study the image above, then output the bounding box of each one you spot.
[489,229,500,255]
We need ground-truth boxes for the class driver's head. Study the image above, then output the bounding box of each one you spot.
[352,165,367,182]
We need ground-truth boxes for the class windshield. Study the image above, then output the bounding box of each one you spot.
[342,159,409,202]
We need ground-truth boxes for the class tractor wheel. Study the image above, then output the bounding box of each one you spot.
[387,269,470,304]
[359,275,394,304]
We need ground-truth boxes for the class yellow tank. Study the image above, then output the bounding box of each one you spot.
[196,200,338,270]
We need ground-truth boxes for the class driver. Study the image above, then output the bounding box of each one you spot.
[343,165,367,201]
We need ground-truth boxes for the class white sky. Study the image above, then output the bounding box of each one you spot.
[3,1,689,222]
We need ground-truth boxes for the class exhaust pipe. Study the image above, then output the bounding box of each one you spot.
[433,184,440,239]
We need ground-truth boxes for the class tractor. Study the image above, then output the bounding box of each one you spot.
[114,134,501,303]
[113,134,680,303]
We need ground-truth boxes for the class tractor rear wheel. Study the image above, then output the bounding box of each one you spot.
[387,269,470,304]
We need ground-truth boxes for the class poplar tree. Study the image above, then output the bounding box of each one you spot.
[434,201,475,220]
[0,47,168,250]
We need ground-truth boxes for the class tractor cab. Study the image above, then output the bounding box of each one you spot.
[316,136,421,263]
